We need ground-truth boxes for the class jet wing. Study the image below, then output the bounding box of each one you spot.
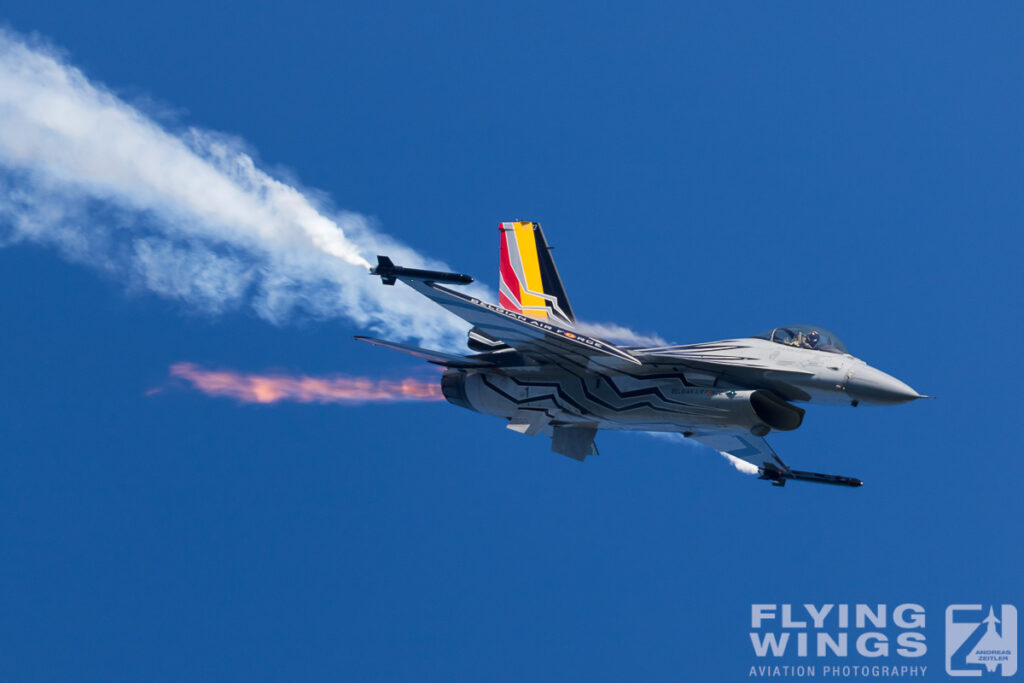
[688,431,863,488]
[688,431,787,472]
[400,278,641,368]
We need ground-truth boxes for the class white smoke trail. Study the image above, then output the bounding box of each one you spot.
[718,452,760,475]
[574,322,665,347]
[0,29,480,349]
[0,29,661,352]
[643,432,759,475]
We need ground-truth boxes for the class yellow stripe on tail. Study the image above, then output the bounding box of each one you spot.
[498,221,575,326]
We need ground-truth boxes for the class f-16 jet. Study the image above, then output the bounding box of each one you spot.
[358,221,928,487]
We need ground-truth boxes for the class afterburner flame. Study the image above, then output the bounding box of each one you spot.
[164,362,443,404]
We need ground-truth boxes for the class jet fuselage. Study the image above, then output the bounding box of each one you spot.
[360,221,927,485]
[441,336,921,438]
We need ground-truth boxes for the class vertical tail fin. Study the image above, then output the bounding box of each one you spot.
[498,221,576,326]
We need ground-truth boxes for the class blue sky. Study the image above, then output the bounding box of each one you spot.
[1,3,1021,681]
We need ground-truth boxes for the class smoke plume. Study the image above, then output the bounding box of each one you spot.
[0,29,479,349]
[574,322,665,348]
[158,362,444,405]
[0,29,660,352]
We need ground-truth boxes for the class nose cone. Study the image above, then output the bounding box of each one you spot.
[848,365,923,405]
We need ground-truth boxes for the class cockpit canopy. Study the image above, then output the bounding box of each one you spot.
[752,325,850,354]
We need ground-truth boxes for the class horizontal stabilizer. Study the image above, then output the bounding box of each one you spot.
[354,336,493,368]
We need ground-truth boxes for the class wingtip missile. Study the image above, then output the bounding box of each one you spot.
[759,465,863,488]
[370,255,474,286]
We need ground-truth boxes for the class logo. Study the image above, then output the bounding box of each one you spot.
[946,604,1017,676]
[747,604,929,678]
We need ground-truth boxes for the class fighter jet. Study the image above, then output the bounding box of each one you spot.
[358,221,929,487]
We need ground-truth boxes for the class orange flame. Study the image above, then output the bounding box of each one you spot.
[162,362,444,404]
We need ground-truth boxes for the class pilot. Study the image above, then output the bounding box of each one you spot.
[805,330,820,349]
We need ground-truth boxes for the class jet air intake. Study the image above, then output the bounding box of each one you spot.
[749,390,805,432]
[682,389,805,436]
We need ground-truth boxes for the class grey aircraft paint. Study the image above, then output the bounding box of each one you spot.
[358,225,926,488]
